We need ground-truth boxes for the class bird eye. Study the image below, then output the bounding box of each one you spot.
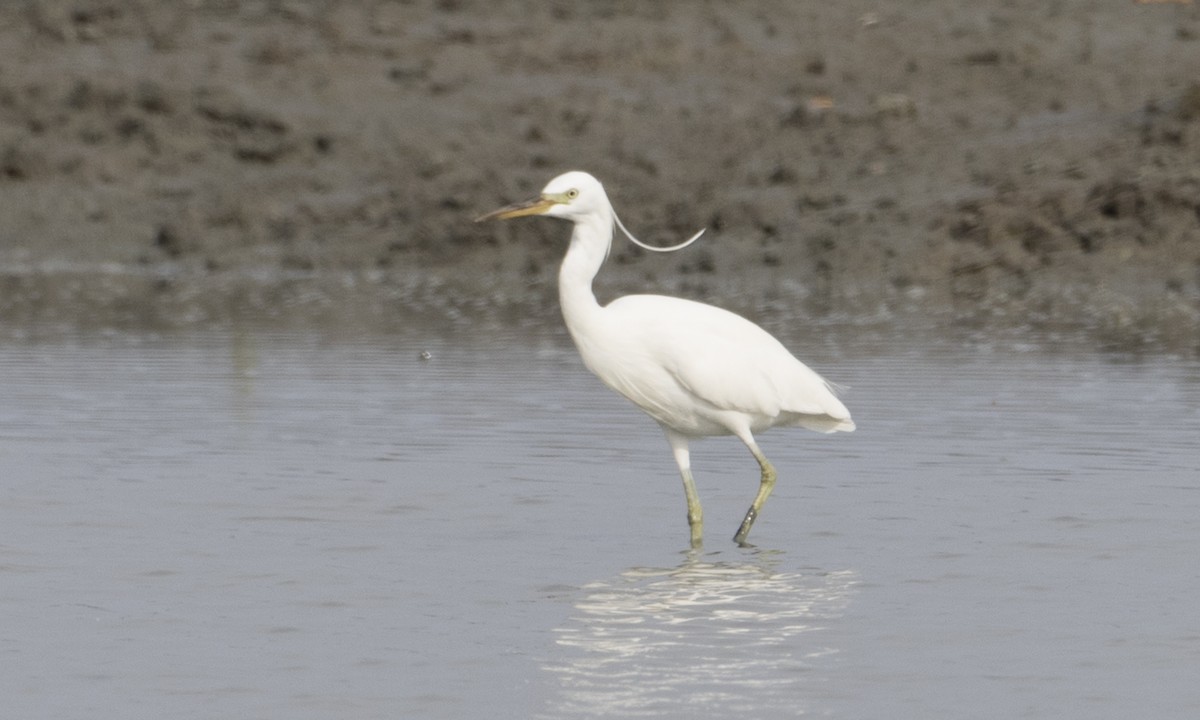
[565,189,579,200]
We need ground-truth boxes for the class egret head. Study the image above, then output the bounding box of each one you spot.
[475,171,608,223]
[476,171,705,252]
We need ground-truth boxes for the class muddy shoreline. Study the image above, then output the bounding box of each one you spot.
[1,2,1198,348]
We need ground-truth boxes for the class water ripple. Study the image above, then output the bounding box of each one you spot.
[541,555,858,718]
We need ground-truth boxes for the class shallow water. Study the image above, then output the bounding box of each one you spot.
[1,324,1198,719]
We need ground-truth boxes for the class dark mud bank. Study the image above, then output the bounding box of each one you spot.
[1,2,1198,348]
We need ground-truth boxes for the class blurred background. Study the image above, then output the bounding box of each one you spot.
[0,0,1197,347]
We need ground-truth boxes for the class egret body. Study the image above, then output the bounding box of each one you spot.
[477,171,854,546]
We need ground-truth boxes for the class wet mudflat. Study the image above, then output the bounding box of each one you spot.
[1,323,1197,719]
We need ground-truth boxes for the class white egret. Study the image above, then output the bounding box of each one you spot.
[476,171,854,546]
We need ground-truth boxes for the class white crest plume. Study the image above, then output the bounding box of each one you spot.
[613,211,705,253]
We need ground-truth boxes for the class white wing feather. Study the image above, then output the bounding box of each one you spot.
[600,295,854,434]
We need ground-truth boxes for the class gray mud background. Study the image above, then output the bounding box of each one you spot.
[1,2,1198,346]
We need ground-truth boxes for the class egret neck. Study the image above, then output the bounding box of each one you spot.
[557,199,613,338]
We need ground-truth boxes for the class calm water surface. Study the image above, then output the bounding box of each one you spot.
[1,324,1198,719]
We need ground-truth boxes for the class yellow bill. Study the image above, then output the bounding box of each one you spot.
[474,195,558,222]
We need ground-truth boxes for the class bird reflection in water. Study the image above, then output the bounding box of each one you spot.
[540,552,858,718]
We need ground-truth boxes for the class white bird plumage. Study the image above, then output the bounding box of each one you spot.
[477,170,854,546]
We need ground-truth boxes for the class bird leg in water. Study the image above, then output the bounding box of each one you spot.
[665,429,704,548]
[733,446,777,545]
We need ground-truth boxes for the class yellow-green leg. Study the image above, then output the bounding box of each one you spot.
[680,467,704,549]
[733,441,776,545]
[664,428,703,548]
